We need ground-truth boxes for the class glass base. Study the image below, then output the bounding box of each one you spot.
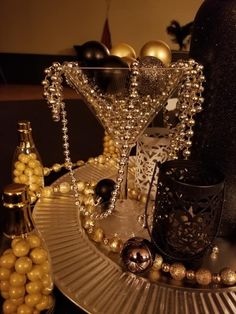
[98,199,149,241]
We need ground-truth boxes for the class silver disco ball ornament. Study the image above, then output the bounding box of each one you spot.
[121,237,155,274]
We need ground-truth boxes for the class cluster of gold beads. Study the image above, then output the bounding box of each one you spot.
[148,254,236,287]
[13,153,44,203]
[0,233,54,313]
[103,132,120,159]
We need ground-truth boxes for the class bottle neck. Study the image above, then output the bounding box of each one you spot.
[3,203,35,238]
[18,131,35,149]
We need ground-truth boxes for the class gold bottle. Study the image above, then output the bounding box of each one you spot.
[0,183,54,313]
[12,121,44,203]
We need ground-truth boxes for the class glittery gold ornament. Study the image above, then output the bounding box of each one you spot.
[140,40,172,65]
[195,268,212,285]
[110,43,136,59]
[220,268,236,286]
[170,263,186,281]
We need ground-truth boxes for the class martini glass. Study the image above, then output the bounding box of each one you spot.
[43,61,184,240]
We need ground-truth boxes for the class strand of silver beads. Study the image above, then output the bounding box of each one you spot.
[164,59,205,159]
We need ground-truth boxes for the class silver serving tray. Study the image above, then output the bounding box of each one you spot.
[34,163,236,314]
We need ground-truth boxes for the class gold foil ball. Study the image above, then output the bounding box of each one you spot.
[195,268,212,286]
[170,263,186,281]
[220,268,236,286]
[140,40,172,65]
[110,43,136,59]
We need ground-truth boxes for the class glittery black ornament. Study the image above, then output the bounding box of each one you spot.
[121,237,155,274]
[95,178,116,203]
[190,0,236,236]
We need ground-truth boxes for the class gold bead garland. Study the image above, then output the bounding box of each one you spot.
[41,155,236,288]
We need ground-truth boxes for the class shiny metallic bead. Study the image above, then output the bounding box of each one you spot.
[220,268,236,286]
[186,270,195,281]
[152,255,163,270]
[212,273,221,284]
[170,263,186,281]
[109,237,123,253]
[195,268,212,286]
[162,263,170,273]
[82,217,95,230]
[59,182,71,194]
[91,227,104,243]
[212,245,219,254]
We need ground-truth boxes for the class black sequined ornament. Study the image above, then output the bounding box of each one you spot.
[121,237,155,274]
[95,179,116,203]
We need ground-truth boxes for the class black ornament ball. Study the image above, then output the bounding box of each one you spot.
[94,55,129,94]
[95,178,116,203]
[121,237,155,274]
[74,40,110,66]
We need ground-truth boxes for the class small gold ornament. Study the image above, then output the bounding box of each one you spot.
[82,217,95,230]
[91,227,104,243]
[109,237,123,253]
[212,273,221,284]
[152,255,163,270]
[110,43,136,59]
[140,40,172,65]
[195,268,212,285]
[186,270,195,281]
[170,263,186,281]
[161,263,170,273]
[220,268,236,286]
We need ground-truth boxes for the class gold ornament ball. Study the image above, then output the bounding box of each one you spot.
[195,268,212,285]
[110,43,136,59]
[220,268,236,286]
[170,263,186,281]
[140,40,172,65]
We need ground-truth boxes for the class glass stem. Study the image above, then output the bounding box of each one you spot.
[108,144,132,213]
[117,144,132,200]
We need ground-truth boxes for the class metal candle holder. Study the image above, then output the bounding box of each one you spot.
[152,160,225,261]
